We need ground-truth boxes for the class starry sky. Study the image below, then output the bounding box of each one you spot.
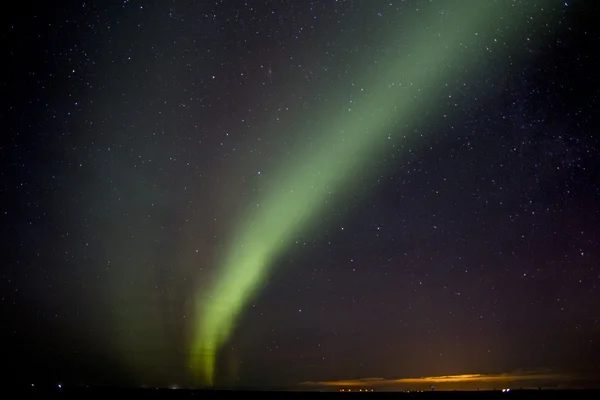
[2,0,600,391]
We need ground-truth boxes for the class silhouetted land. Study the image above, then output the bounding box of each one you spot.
[14,385,600,398]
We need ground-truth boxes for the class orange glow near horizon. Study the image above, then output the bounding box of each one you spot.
[300,370,586,391]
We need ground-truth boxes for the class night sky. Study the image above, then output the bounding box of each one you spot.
[2,0,600,391]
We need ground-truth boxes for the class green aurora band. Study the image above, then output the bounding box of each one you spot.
[190,1,552,386]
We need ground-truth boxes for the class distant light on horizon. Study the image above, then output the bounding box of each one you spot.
[301,370,583,391]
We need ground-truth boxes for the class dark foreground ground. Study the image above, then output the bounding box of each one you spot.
[14,386,600,398]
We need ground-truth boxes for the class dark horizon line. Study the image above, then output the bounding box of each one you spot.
[19,384,600,392]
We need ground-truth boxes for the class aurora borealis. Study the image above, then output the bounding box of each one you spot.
[189,1,551,386]
[3,0,600,391]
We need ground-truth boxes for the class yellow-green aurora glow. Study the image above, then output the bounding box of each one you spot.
[190,1,550,386]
